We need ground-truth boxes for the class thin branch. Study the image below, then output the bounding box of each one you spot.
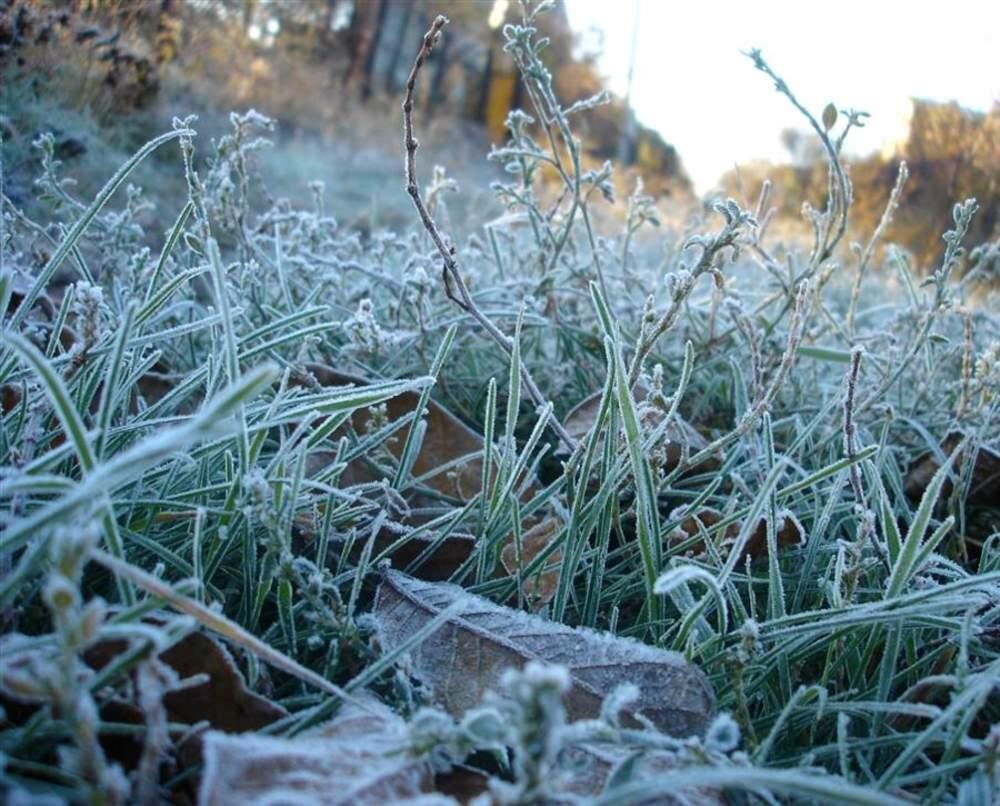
[402,15,577,453]
[846,161,909,335]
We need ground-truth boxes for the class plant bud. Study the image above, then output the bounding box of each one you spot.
[822,102,838,130]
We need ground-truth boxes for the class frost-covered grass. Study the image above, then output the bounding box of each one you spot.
[1,5,999,805]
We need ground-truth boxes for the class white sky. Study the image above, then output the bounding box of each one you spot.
[564,0,1000,194]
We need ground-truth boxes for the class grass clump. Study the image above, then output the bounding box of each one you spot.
[1,3,998,803]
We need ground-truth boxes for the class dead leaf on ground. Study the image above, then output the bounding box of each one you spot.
[1,354,176,423]
[3,626,286,796]
[560,390,711,472]
[198,697,436,806]
[339,529,479,581]
[85,627,287,734]
[305,365,484,503]
[499,516,562,608]
[433,766,490,804]
[563,743,720,804]
[298,367,549,582]
[669,507,804,562]
[374,569,715,738]
[905,432,999,507]
[288,366,484,579]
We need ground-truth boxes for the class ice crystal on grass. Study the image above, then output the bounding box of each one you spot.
[69,280,107,352]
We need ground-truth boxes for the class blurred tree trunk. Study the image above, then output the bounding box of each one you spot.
[476,45,493,126]
[359,0,387,99]
[322,0,337,45]
[383,0,414,93]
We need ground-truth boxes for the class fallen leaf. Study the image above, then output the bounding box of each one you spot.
[298,367,544,582]
[563,743,720,804]
[374,569,715,737]
[333,528,478,582]
[904,432,999,507]
[286,366,486,580]
[433,766,490,804]
[85,628,287,733]
[561,390,710,471]
[306,365,484,503]
[198,697,436,806]
[499,516,562,608]
[5,626,285,797]
[669,507,803,561]
[0,633,147,773]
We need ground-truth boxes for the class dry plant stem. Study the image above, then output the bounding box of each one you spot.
[667,282,813,481]
[847,162,909,335]
[502,37,600,288]
[732,306,763,402]
[858,200,976,414]
[843,346,866,507]
[627,226,741,387]
[957,309,973,419]
[402,15,577,453]
[748,52,850,274]
[842,347,891,579]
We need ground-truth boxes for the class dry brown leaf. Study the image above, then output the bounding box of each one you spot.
[338,529,478,582]
[905,432,999,507]
[374,569,715,738]
[300,367,548,582]
[288,366,487,579]
[85,629,287,733]
[499,516,562,608]
[198,697,437,805]
[433,766,490,804]
[4,627,286,797]
[306,365,484,502]
[561,390,710,470]
[670,507,804,562]
[1,356,175,423]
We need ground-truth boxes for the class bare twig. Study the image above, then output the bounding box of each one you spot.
[665,280,814,481]
[402,16,577,453]
[957,308,973,419]
[746,51,852,275]
[842,346,867,507]
[839,346,891,595]
[847,161,909,335]
[627,207,748,386]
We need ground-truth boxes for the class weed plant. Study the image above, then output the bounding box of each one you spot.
[1,2,998,803]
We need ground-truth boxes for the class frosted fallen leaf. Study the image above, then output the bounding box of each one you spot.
[562,743,720,803]
[198,697,442,806]
[499,516,562,608]
[305,365,484,503]
[560,389,710,471]
[299,367,547,582]
[374,569,715,737]
[85,628,287,735]
[904,431,999,507]
[670,507,804,561]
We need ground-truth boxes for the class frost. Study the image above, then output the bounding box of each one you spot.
[374,570,715,738]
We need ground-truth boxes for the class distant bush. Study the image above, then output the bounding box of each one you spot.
[721,98,999,274]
